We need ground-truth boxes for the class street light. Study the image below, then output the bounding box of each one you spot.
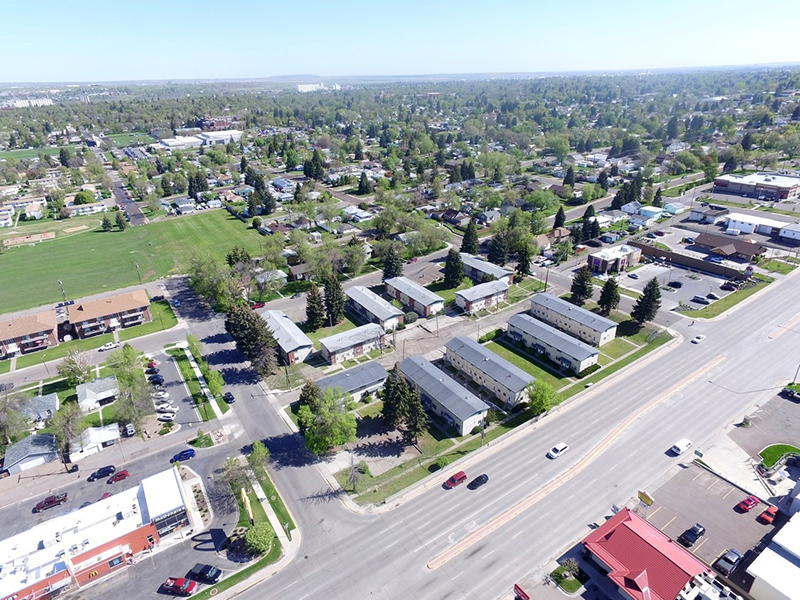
[134,263,142,285]
[58,280,67,303]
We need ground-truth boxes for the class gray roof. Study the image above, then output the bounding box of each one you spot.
[385,277,444,307]
[345,286,404,322]
[320,323,385,354]
[445,336,534,393]
[76,376,119,404]
[20,393,60,422]
[460,253,513,280]
[2,433,58,471]
[316,362,387,396]
[261,310,313,353]
[530,293,616,333]
[508,314,599,362]
[399,357,489,422]
[255,270,288,284]
[456,280,509,302]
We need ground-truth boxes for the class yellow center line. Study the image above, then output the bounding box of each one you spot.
[427,355,726,570]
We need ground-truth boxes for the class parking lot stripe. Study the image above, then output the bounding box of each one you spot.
[722,488,734,499]
[707,479,718,491]
[692,537,709,554]
[648,506,662,520]
[692,471,703,481]
[661,516,676,531]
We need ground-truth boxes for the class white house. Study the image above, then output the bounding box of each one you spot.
[319,324,385,365]
[638,205,663,220]
[621,201,642,215]
[455,280,509,315]
[384,277,444,317]
[260,310,313,365]
[69,424,120,463]
[345,286,404,331]
[76,376,119,413]
[663,202,687,215]
[507,313,599,375]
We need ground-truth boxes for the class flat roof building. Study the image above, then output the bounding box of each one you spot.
[587,245,642,274]
[384,276,445,317]
[319,323,385,365]
[529,293,616,346]
[747,511,800,600]
[455,280,509,315]
[345,286,404,331]
[0,310,58,359]
[399,356,489,436]
[444,336,533,408]
[459,253,513,285]
[508,313,599,375]
[714,172,800,200]
[724,212,790,236]
[316,362,387,402]
[196,130,243,146]
[70,290,151,339]
[261,310,313,365]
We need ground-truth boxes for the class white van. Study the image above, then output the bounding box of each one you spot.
[547,442,569,459]
[671,438,693,455]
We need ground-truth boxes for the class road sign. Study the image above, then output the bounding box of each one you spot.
[514,584,531,600]
[694,450,704,458]
[637,490,655,506]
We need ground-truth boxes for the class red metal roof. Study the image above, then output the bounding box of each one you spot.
[583,508,710,600]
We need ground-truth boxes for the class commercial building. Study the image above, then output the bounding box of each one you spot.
[507,313,599,374]
[196,130,243,146]
[384,276,445,317]
[157,135,204,151]
[778,222,800,242]
[0,468,191,600]
[260,310,313,365]
[459,253,514,285]
[316,362,387,402]
[529,293,617,346]
[345,286,404,331]
[319,323,385,365]
[724,212,789,236]
[444,336,533,408]
[713,172,800,200]
[399,356,489,436]
[587,244,642,274]
[455,280,509,315]
[747,510,800,600]
[583,508,712,600]
[0,310,58,359]
[70,290,151,339]
[2,433,59,475]
[76,376,119,413]
[688,206,729,224]
[693,232,767,261]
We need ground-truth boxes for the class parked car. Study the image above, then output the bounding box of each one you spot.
[716,548,744,576]
[155,402,177,413]
[720,283,737,291]
[149,374,165,383]
[759,506,779,524]
[668,281,683,289]
[467,474,489,490]
[737,495,759,512]
[172,449,196,463]
[124,423,136,437]
[223,392,235,404]
[100,342,120,352]
[646,232,657,239]
[250,302,265,309]
[189,563,222,584]
[171,299,181,307]
[444,471,468,489]
[33,493,68,513]
[107,470,130,484]
[163,577,197,596]
[151,295,165,302]
[99,492,113,500]
[147,359,159,368]
[152,391,170,399]
[88,465,116,482]
[79,501,93,509]
[654,230,665,236]
[291,293,303,299]
[678,523,706,547]
[627,273,639,279]
[709,256,724,264]
[707,293,720,300]
[691,295,711,305]
[685,237,695,244]
[547,443,569,459]
[158,413,177,423]
[691,335,706,344]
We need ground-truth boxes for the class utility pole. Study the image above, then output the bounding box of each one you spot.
[58,280,67,303]
[544,266,550,292]
[134,263,142,285]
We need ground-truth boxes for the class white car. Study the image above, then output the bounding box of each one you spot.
[154,402,176,412]
[152,391,169,400]
[691,335,706,344]
[157,413,177,423]
[547,442,569,459]
[100,342,120,351]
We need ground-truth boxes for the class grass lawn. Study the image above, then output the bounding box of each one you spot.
[759,259,796,275]
[0,210,269,313]
[485,340,565,389]
[507,278,544,304]
[118,301,178,340]
[0,360,9,375]
[167,349,215,422]
[189,432,214,448]
[597,353,613,366]
[101,403,121,424]
[264,364,307,390]
[14,332,116,370]
[40,378,74,400]
[426,278,472,305]
[301,315,359,350]
[601,337,638,359]
[0,147,64,161]
[252,464,296,535]
[683,276,773,319]
[550,565,590,593]
[356,401,384,419]
[104,132,154,147]
[759,444,800,468]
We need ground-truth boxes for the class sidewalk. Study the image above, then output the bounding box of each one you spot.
[176,342,223,419]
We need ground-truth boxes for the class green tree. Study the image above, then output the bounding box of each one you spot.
[298,388,357,455]
[631,277,662,325]
[583,204,595,220]
[101,214,113,232]
[323,276,346,326]
[555,239,573,262]
[298,380,321,413]
[59,147,71,167]
[652,187,663,207]
[248,440,271,469]
[379,364,406,430]
[528,380,559,416]
[570,266,594,306]
[382,246,403,281]
[357,172,372,195]
[344,239,366,276]
[244,523,275,554]
[0,387,27,445]
[115,210,127,231]
[723,156,737,173]
[305,284,326,331]
[225,305,278,377]
[443,248,464,288]
[553,205,566,229]
[400,387,427,447]
[56,348,91,386]
[461,218,480,254]
[226,246,251,268]
[563,166,576,187]
[487,234,509,266]
[516,244,532,278]
[51,402,87,460]
[73,190,95,205]
[598,278,620,315]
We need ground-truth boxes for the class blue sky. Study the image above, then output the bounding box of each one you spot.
[2,0,799,82]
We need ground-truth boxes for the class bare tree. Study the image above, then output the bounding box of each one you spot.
[347,454,361,492]
[56,348,92,386]
[0,385,27,445]
[50,403,86,460]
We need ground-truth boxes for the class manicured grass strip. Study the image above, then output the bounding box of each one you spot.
[485,340,565,389]
[167,349,214,421]
[0,147,65,160]
[683,276,773,319]
[14,332,116,370]
[118,301,178,341]
[189,432,214,448]
[550,565,590,593]
[600,337,638,359]
[356,401,383,419]
[425,278,472,305]
[252,464,296,535]
[301,315,359,351]
[759,444,800,469]
[0,360,9,374]
[759,259,796,275]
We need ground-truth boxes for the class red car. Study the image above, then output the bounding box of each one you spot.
[737,495,759,512]
[147,359,158,368]
[107,470,130,484]
[251,302,265,309]
[759,506,779,524]
[444,471,467,489]
[100,492,113,500]
[163,577,197,596]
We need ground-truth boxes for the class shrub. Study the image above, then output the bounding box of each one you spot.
[486,409,502,424]
[470,425,481,435]
[478,328,503,343]
[244,522,275,555]
[434,456,451,471]
[404,311,418,324]
[357,460,371,477]
[397,323,406,330]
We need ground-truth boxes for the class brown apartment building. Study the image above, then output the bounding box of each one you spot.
[70,290,151,338]
[0,310,58,358]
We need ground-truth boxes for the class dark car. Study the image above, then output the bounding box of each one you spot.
[189,563,222,584]
[721,283,737,291]
[88,465,116,482]
[149,374,165,383]
[467,474,489,490]
[654,230,665,236]
[223,392,235,404]
[678,523,706,547]
[107,470,130,484]
[145,368,160,375]
[668,281,683,288]
[291,293,303,299]
[151,295,165,302]
[716,548,744,576]
[172,449,196,463]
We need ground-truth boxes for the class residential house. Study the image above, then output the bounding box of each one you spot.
[693,232,767,261]
[384,277,445,317]
[399,356,489,436]
[529,293,617,346]
[20,393,60,424]
[534,234,552,253]
[663,201,687,215]
[638,205,664,220]
[621,200,642,215]
[444,336,534,408]
[69,424,120,463]
[476,210,501,225]
[67,202,107,217]
[590,214,613,229]
[547,227,572,244]
[234,185,254,198]
[0,205,13,227]
[272,178,295,193]
[315,362,387,402]
[25,203,43,220]
[442,210,471,227]
[345,286,404,331]
[455,280,509,315]
[602,210,629,224]
[292,216,313,230]
[288,264,311,281]
[342,205,373,222]
[459,253,514,285]
[70,290,152,339]
[2,434,59,475]
[629,214,654,229]
[688,206,729,224]
[76,376,119,413]
[587,245,642,274]
[507,313,599,374]
[261,310,313,365]
[175,198,196,214]
[0,310,58,358]
[255,270,288,289]
[206,198,223,209]
[319,323,385,365]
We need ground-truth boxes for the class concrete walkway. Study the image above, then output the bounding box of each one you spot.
[176,342,223,420]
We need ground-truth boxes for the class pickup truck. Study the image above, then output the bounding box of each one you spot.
[163,577,197,596]
[189,563,222,584]
[33,493,67,513]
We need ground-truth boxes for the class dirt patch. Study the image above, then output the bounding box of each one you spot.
[3,231,56,246]
[330,416,422,476]
[63,225,88,233]
[191,483,212,527]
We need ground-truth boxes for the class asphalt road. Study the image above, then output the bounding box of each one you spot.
[108,167,148,226]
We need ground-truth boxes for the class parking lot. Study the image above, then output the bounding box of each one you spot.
[621,262,734,310]
[646,463,780,592]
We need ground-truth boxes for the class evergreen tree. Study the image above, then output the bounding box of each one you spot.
[667,116,679,139]
[590,220,601,239]
[792,105,800,121]
[631,277,662,325]
[653,187,663,207]
[311,148,326,179]
[324,276,346,326]
[570,224,583,244]
[101,215,113,232]
[305,283,326,331]
[161,176,172,197]
[570,266,594,306]
[516,244,532,278]
[554,206,566,229]
[581,218,593,241]
[380,364,406,430]
[59,147,70,167]
[357,172,372,195]
[354,140,363,160]
[400,387,427,447]
[487,234,509,266]
[598,170,609,191]
[262,189,276,215]
[583,204,595,220]
[741,132,753,151]
[240,156,247,173]
[298,380,321,411]
[563,166,576,187]
[115,211,127,231]
[224,305,278,377]
[723,156,737,173]
[382,246,403,281]
[611,190,624,210]
[461,218,480,254]
[598,278,620,315]
[443,248,465,288]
